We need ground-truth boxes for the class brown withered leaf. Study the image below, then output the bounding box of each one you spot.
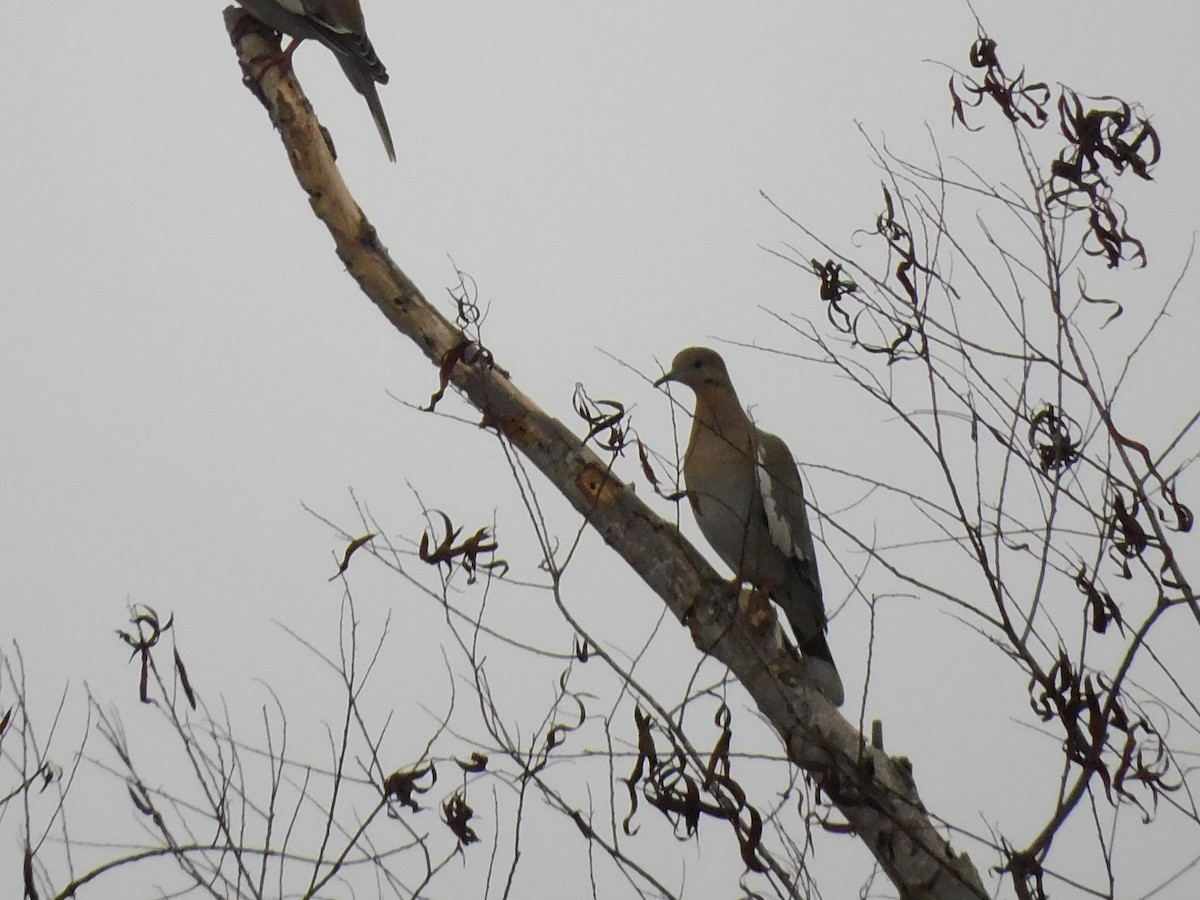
[542,674,586,760]
[426,341,466,411]
[644,761,706,838]
[24,848,38,900]
[420,510,462,563]
[455,751,489,773]
[947,32,1157,273]
[1160,479,1194,534]
[949,34,1050,131]
[174,647,197,710]
[637,439,661,493]
[447,263,483,329]
[115,606,166,705]
[383,764,437,813]
[865,187,926,361]
[1047,89,1160,269]
[735,805,768,873]
[806,197,925,364]
[949,76,984,132]
[116,605,171,656]
[419,511,508,584]
[705,770,747,811]
[139,652,150,704]
[1107,486,1149,565]
[1078,273,1123,326]
[1105,428,1193,538]
[574,637,590,662]
[631,707,658,783]
[623,706,658,835]
[621,776,641,836]
[1058,91,1160,182]
[38,762,60,793]
[1029,405,1081,475]
[1074,567,1124,635]
[1029,647,1175,818]
[811,258,857,332]
[443,791,478,846]
[457,528,507,584]
[426,339,498,413]
[329,532,377,581]
[703,703,733,788]
[573,383,630,455]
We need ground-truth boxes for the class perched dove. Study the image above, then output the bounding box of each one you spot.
[655,347,843,706]
[237,0,396,161]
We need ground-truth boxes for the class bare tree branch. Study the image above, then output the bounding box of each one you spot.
[221,9,989,898]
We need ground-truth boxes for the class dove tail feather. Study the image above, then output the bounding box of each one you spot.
[336,57,396,162]
[798,630,844,707]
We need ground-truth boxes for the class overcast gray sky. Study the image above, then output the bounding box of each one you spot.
[3,2,1199,897]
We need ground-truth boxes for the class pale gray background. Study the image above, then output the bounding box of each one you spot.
[3,1,1199,896]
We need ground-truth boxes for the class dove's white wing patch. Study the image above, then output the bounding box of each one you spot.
[757,443,800,561]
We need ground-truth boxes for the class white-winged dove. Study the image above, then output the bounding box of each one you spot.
[655,347,844,706]
[237,0,396,162]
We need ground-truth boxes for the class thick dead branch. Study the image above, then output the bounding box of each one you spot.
[223,9,986,897]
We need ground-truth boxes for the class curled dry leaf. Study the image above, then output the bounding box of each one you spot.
[329,532,377,581]
[425,340,497,413]
[383,763,437,813]
[455,751,489,773]
[443,791,478,846]
[174,646,198,710]
[573,383,631,456]
[419,510,508,584]
[1028,404,1082,475]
